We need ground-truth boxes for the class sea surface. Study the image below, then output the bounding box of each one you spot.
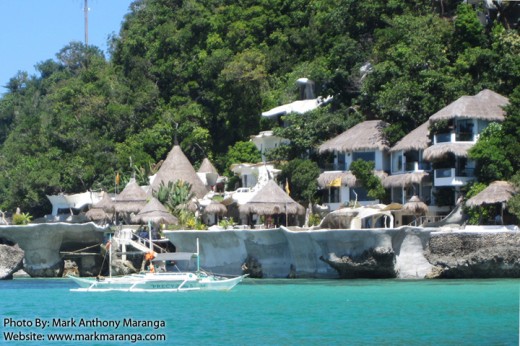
[0,278,518,345]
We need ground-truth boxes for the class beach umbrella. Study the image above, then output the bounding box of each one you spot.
[403,195,428,217]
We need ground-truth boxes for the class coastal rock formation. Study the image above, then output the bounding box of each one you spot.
[165,227,434,278]
[319,247,397,278]
[425,231,520,278]
[0,243,24,279]
[241,255,263,278]
[111,259,138,276]
[0,223,106,277]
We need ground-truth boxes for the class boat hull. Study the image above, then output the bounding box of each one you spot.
[68,272,247,292]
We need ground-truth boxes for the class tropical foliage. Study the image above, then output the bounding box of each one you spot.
[0,0,518,215]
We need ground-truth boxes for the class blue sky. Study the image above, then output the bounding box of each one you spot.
[0,0,134,95]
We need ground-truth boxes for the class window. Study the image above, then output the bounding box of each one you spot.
[352,151,375,163]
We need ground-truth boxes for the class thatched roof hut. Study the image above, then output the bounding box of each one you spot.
[114,178,148,213]
[466,181,517,207]
[318,120,390,154]
[423,142,473,161]
[203,200,227,216]
[429,89,508,123]
[383,172,430,188]
[150,145,209,198]
[390,121,430,153]
[198,158,218,174]
[239,180,305,215]
[131,197,178,225]
[403,195,428,215]
[317,170,388,188]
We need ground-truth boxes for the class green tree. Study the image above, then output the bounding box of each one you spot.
[350,159,386,201]
[469,123,513,183]
[279,159,320,203]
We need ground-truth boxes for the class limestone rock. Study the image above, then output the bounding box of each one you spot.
[241,256,263,278]
[111,259,138,276]
[320,247,396,278]
[425,232,520,278]
[62,260,79,277]
[0,244,24,280]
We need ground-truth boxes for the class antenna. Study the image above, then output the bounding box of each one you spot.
[84,0,89,45]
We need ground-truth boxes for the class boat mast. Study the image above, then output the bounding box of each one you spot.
[108,234,112,278]
[196,238,200,272]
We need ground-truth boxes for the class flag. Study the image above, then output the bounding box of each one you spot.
[328,177,342,187]
[285,179,290,195]
[115,172,120,185]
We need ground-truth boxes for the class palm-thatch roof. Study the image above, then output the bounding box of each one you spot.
[382,172,430,188]
[85,207,111,222]
[318,120,390,154]
[91,192,115,213]
[423,142,473,161]
[429,89,508,123]
[114,178,148,213]
[203,200,227,215]
[239,180,305,215]
[150,145,209,198]
[390,121,430,152]
[317,170,388,188]
[131,197,178,225]
[198,158,218,174]
[403,195,428,215]
[465,181,517,207]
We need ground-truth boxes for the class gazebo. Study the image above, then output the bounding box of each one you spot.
[131,197,178,226]
[150,145,209,199]
[239,180,305,227]
[85,191,114,223]
[466,181,517,224]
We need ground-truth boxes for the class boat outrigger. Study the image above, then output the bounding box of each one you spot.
[68,238,247,292]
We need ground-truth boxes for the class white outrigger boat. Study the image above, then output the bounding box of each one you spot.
[68,238,247,292]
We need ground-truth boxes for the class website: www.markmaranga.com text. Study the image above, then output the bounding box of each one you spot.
[3,331,167,343]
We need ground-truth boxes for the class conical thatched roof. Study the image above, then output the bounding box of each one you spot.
[203,200,227,215]
[91,192,115,213]
[403,195,428,215]
[466,181,517,207]
[131,197,178,225]
[239,180,305,215]
[150,145,209,198]
[114,178,148,213]
[390,122,430,152]
[383,172,430,188]
[198,158,218,174]
[317,170,388,188]
[319,120,390,154]
[423,142,473,161]
[85,207,111,222]
[429,89,508,123]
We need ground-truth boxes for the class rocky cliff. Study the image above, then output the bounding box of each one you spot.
[165,226,520,279]
[425,230,520,278]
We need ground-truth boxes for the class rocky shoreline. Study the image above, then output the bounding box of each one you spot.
[1,223,519,279]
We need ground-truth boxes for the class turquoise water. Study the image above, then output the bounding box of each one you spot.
[0,278,518,345]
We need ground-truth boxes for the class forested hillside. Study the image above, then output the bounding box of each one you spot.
[0,0,518,216]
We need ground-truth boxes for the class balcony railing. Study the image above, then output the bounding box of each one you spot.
[404,161,431,172]
[434,132,476,144]
[322,163,347,171]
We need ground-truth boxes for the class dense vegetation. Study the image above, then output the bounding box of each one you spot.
[0,0,518,216]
